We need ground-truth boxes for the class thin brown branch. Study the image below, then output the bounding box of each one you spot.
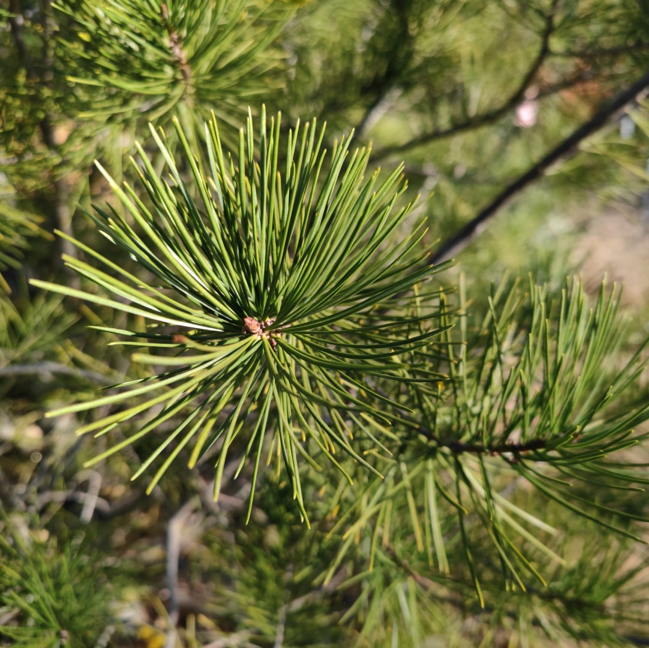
[372,0,560,161]
[161,3,191,83]
[429,67,649,264]
[421,431,547,456]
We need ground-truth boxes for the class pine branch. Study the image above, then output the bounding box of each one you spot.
[31,110,449,520]
[418,430,547,456]
[430,67,649,264]
[328,278,649,603]
[161,2,191,83]
[385,541,649,646]
[57,0,294,151]
[371,0,560,160]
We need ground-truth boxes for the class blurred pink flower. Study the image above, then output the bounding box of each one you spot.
[515,99,538,127]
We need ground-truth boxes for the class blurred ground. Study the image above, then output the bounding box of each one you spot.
[576,208,649,306]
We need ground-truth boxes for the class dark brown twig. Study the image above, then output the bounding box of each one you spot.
[429,67,649,264]
[372,0,560,161]
[421,431,547,456]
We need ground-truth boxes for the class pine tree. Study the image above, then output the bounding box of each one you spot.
[2,1,649,646]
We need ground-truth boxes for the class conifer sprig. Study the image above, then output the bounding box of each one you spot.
[0,520,112,647]
[56,0,293,147]
[0,201,52,293]
[31,109,450,522]
[324,278,649,599]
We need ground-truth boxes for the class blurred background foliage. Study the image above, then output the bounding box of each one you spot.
[2,0,649,646]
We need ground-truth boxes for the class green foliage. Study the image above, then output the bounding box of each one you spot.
[346,531,649,647]
[225,485,347,646]
[57,0,294,151]
[0,290,77,370]
[322,278,649,604]
[4,0,649,645]
[32,109,448,521]
[0,520,112,648]
[0,198,53,293]
[493,538,649,647]
[0,0,76,186]
[1,0,294,195]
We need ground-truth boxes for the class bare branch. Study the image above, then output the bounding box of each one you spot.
[419,430,547,456]
[372,1,560,161]
[430,68,649,264]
